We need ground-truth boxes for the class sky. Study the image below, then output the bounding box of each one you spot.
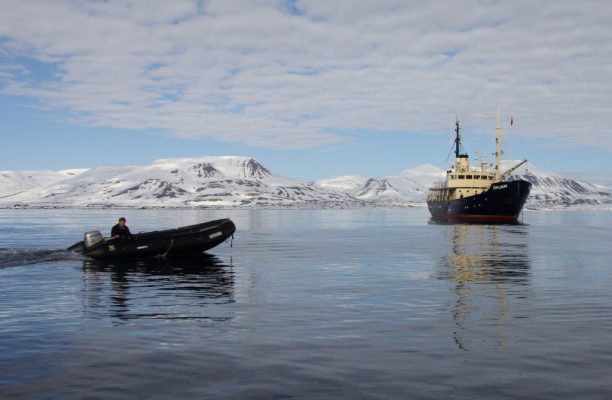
[1,0,611,184]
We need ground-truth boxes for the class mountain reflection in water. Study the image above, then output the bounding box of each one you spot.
[81,254,235,322]
[438,224,531,352]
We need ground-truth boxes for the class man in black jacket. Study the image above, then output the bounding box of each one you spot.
[111,217,132,241]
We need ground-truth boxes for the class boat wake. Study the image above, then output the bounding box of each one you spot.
[0,248,83,269]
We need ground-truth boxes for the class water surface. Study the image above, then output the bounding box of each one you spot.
[1,208,611,399]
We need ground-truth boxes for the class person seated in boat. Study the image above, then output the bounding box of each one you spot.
[111,217,133,242]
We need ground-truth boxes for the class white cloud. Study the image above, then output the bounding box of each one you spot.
[0,0,611,149]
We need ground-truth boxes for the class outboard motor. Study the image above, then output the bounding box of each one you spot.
[84,231,104,249]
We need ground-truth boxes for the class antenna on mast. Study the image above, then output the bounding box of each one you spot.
[494,107,503,181]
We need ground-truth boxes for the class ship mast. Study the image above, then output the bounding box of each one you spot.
[494,107,502,181]
[454,118,461,158]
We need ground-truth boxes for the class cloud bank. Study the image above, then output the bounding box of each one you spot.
[1,0,611,149]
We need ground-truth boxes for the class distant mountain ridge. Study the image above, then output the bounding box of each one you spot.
[0,157,357,208]
[0,169,87,199]
[510,166,611,208]
[0,157,609,209]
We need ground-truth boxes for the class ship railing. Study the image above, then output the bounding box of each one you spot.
[430,181,447,189]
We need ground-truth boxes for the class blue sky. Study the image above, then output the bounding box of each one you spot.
[1,0,611,184]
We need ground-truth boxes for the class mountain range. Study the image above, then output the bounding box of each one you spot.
[1,156,610,209]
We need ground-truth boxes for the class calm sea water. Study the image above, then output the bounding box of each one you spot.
[1,208,611,399]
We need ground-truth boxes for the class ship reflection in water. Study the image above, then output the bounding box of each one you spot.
[81,254,235,322]
[438,223,531,352]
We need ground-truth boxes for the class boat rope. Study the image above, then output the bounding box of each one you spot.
[230,234,234,248]
[162,239,175,257]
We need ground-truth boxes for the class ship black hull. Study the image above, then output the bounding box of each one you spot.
[427,180,532,223]
[68,219,236,259]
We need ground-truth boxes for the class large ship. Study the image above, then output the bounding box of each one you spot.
[427,109,531,223]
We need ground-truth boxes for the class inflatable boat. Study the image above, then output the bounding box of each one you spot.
[67,218,236,259]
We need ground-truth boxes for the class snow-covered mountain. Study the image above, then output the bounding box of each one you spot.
[315,161,611,209]
[315,175,367,195]
[0,157,357,208]
[316,164,443,204]
[0,169,88,199]
[506,162,611,208]
[0,157,609,209]
[356,178,402,200]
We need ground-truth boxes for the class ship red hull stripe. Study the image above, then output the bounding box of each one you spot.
[433,214,518,222]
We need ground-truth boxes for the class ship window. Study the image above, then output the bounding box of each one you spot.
[466,175,472,179]
[458,175,465,179]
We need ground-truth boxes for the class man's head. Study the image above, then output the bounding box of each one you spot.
[118,217,126,227]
